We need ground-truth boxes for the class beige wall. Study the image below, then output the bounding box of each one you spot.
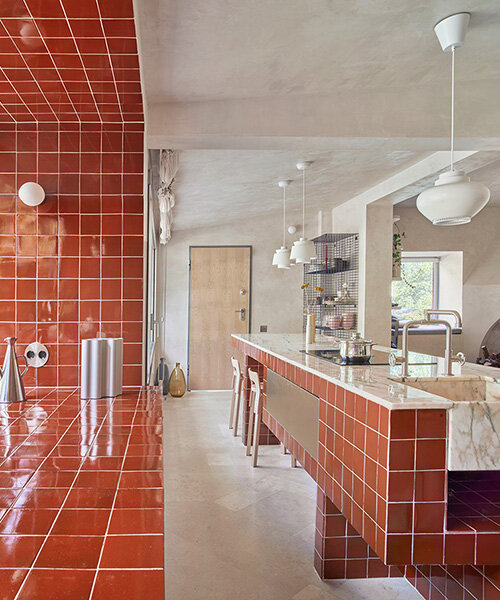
[163,211,303,373]
[397,206,500,361]
[332,199,392,346]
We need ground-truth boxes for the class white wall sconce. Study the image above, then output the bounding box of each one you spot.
[19,182,45,207]
[287,225,297,235]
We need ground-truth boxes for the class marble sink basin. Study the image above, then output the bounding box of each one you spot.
[397,376,500,403]
[395,376,500,471]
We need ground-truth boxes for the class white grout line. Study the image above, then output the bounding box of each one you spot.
[87,387,143,598]
[12,390,124,600]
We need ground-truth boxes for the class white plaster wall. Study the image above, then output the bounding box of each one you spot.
[163,210,303,373]
[439,253,463,316]
[332,199,392,346]
[397,207,500,360]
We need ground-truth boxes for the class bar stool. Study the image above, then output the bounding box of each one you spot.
[246,368,299,469]
[246,368,263,467]
[229,357,243,436]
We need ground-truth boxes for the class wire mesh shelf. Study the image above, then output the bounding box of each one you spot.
[302,233,359,338]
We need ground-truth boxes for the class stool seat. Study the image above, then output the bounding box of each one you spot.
[229,357,243,436]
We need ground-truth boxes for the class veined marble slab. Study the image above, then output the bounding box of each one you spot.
[232,333,500,411]
[398,376,500,470]
[234,333,500,471]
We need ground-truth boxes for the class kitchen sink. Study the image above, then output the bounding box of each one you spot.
[393,376,500,471]
[394,376,500,403]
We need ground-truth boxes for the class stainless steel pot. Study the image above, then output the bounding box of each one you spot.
[339,333,374,364]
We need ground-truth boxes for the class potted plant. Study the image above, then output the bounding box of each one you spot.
[392,231,405,281]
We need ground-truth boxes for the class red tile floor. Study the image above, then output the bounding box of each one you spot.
[0,387,164,600]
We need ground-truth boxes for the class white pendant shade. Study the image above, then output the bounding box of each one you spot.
[417,13,489,226]
[272,250,278,266]
[274,246,291,269]
[290,237,317,264]
[416,170,490,226]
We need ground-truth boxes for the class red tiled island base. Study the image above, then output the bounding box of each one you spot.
[234,339,500,600]
[0,387,164,600]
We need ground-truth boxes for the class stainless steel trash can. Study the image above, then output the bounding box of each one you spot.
[81,337,123,399]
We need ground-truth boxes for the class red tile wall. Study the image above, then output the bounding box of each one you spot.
[0,0,142,124]
[0,121,144,387]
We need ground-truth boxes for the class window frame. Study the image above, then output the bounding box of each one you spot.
[393,256,441,318]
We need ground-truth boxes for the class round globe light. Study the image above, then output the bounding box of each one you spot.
[19,182,45,207]
[416,170,490,226]
[290,237,317,264]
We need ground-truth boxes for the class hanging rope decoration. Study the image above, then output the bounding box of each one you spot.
[158,149,179,244]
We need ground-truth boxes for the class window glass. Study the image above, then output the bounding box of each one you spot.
[392,260,436,321]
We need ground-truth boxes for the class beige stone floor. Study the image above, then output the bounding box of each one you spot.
[163,391,422,600]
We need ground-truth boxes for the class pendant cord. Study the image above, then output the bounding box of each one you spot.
[302,168,306,238]
[282,186,286,247]
[450,46,455,172]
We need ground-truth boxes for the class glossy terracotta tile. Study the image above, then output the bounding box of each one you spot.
[51,509,110,536]
[0,536,44,567]
[108,509,163,534]
[91,570,164,600]
[0,388,163,600]
[17,569,94,600]
[100,534,163,568]
[0,568,28,600]
[0,510,57,535]
[35,535,104,569]
[0,119,144,387]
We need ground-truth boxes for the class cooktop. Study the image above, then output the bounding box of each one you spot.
[300,348,438,366]
[300,348,392,365]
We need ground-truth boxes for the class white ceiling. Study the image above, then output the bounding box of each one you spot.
[137,0,500,231]
[138,0,500,104]
[171,149,427,230]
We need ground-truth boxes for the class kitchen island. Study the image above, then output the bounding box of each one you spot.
[232,333,500,600]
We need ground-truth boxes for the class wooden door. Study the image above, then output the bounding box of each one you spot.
[188,246,251,390]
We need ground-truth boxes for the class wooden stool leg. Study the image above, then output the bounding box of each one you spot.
[229,374,236,429]
[246,390,255,456]
[233,377,242,437]
[252,402,262,468]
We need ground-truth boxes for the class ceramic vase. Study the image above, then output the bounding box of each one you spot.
[168,363,186,397]
[306,313,316,344]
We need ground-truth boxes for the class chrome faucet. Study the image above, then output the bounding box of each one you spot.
[424,309,462,328]
[389,319,465,377]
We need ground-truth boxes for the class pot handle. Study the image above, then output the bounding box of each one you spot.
[17,355,29,378]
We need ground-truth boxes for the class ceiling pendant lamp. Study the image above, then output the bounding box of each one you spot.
[417,12,490,226]
[272,180,293,269]
[290,162,317,263]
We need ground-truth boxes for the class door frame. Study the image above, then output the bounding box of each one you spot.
[187,245,252,390]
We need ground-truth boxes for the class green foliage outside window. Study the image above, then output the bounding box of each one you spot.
[392,261,434,321]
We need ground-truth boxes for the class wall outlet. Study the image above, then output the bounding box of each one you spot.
[260,325,268,332]
[25,342,49,368]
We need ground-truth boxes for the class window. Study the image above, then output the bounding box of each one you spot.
[392,257,439,322]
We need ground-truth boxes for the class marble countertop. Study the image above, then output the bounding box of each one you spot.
[233,332,500,411]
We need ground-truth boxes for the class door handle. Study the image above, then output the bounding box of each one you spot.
[235,308,246,321]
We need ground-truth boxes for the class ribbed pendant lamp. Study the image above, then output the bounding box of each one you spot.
[290,161,316,263]
[416,13,489,225]
[272,180,292,269]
